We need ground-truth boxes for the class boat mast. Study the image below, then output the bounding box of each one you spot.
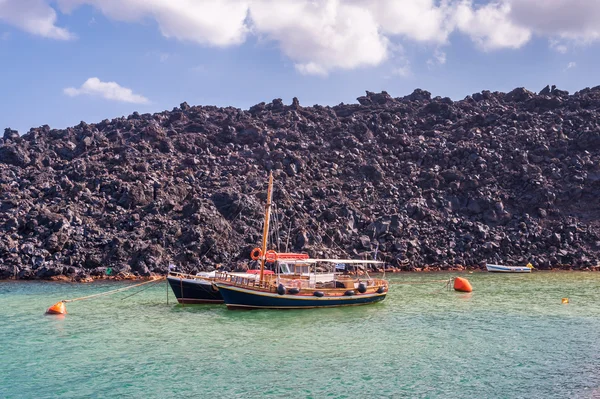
[259,171,274,283]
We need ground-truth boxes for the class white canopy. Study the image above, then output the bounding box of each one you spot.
[281,259,384,265]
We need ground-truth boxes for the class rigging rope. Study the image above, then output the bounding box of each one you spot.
[274,205,282,252]
[284,213,293,253]
[315,221,351,258]
[276,183,303,254]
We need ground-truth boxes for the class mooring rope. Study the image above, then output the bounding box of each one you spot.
[388,278,456,295]
[62,277,165,303]
[388,279,451,285]
[120,277,166,300]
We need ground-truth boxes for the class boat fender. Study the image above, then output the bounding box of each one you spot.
[277,284,286,295]
[211,283,219,292]
[287,287,300,295]
[357,283,367,293]
[344,290,355,296]
[313,291,324,297]
[376,286,386,294]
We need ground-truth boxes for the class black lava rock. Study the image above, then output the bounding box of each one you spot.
[2,86,600,279]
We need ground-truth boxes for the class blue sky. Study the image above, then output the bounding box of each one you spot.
[0,0,599,134]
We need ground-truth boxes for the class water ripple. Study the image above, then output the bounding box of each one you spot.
[1,272,599,399]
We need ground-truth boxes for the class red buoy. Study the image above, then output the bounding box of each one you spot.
[46,301,67,315]
[453,277,472,293]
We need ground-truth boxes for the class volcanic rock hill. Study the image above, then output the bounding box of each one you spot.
[2,85,600,280]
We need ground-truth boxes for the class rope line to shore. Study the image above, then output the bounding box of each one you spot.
[62,277,165,303]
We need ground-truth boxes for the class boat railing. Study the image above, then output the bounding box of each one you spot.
[168,271,210,280]
[214,272,387,291]
[215,272,274,291]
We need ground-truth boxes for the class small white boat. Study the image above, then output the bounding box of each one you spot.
[486,263,533,273]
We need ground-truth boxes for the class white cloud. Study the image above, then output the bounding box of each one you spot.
[508,0,600,42]
[453,1,531,50]
[549,39,568,53]
[146,50,170,63]
[435,49,447,65]
[3,0,600,75]
[296,62,328,77]
[64,77,149,104]
[250,0,388,76]
[427,48,447,68]
[58,0,250,46]
[355,0,455,43]
[566,61,577,70]
[0,0,74,40]
[391,63,412,78]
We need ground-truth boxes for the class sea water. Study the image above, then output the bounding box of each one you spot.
[1,272,599,399]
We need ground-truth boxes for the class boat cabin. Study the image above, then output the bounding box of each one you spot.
[277,262,311,275]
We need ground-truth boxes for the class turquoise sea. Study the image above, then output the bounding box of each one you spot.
[1,272,599,399]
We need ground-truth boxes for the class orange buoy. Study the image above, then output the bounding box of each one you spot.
[453,277,473,293]
[45,301,67,315]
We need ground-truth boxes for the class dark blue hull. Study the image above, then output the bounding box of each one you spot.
[167,276,223,304]
[216,284,386,309]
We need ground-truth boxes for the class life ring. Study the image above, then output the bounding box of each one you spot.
[265,250,278,263]
[250,247,263,261]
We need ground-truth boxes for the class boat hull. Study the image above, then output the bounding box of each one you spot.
[486,264,532,273]
[167,276,223,304]
[215,283,387,309]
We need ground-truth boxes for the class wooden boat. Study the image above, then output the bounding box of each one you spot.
[167,271,250,304]
[214,172,389,310]
[486,263,533,273]
[167,262,295,304]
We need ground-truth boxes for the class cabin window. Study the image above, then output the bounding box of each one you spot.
[294,266,309,274]
[278,263,291,274]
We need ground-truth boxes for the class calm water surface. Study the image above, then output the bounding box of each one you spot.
[1,272,599,399]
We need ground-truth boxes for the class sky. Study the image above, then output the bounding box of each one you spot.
[0,0,599,134]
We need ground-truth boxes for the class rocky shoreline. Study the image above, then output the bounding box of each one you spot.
[2,85,600,280]
[0,265,595,284]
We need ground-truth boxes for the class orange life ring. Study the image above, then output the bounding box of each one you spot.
[265,250,278,263]
[250,247,263,261]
